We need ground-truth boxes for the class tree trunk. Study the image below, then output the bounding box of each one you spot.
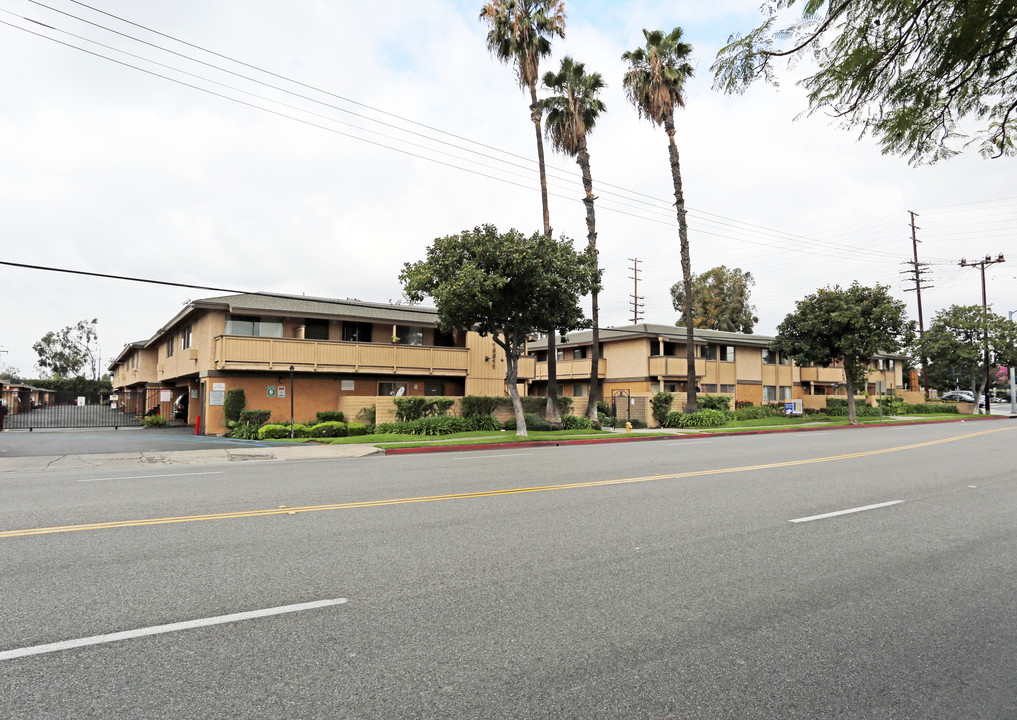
[529,81,561,427]
[845,368,858,425]
[500,331,528,437]
[664,114,697,413]
[577,141,601,425]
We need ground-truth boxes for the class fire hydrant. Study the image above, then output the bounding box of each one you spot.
[625,421,632,434]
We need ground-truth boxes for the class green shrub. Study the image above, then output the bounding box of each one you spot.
[309,421,347,438]
[375,421,411,435]
[519,396,572,416]
[598,412,614,428]
[503,413,552,431]
[698,394,731,412]
[561,414,594,430]
[229,422,260,440]
[826,404,881,417]
[316,410,345,423]
[662,409,728,428]
[428,398,456,416]
[597,400,611,415]
[238,409,271,426]
[906,403,959,414]
[629,418,646,429]
[393,397,429,421]
[467,415,501,432]
[346,422,369,436]
[461,395,501,417]
[224,389,245,424]
[409,416,471,435]
[357,404,376,424]
[734,405,779,420]
[142,414,167,427]
[258,423,311,439]
[651,391,674,425]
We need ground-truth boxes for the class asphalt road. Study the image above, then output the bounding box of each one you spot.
[1,421,1015,718]
[0,425,273,457]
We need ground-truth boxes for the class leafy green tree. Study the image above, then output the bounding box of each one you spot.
[400,225,596,436]
[670,265,759,333]
[773,283,915,424]
[623,27,699,412]
[712,0,1017,164]
[542,56,607,424]
[0,365,24,384]
[914,304,1017,408]
[32,318,102,379]
[481,0,568,426]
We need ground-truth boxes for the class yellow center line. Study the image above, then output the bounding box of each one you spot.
[2,426,1010,538]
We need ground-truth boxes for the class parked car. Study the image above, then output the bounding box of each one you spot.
[173,393,189,420]
[939,391,975,403]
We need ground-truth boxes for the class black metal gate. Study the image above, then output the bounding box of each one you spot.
[0,388,187,431]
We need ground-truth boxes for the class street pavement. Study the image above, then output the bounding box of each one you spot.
[1,420,1015,718]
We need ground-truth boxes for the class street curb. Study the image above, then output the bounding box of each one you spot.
[381,415,1005,455]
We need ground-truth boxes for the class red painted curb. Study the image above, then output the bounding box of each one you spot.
[381,415,1001,455]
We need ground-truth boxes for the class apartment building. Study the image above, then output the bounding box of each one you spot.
[527,323,906,410]
[109,293,530,433]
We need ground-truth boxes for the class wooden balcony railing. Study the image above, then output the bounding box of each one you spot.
[533,358,606,381]
[799,367,845,383]
[213,336,470,375]
[647,356,706,378]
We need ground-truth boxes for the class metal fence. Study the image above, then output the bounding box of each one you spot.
[0,389,187,431]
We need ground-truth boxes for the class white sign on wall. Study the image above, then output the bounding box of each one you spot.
[160,389,171,402]
[212,382,226,392]
[277,386,286,398]
[341,379,355,391]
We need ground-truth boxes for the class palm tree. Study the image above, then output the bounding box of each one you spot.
[480,0,567,426]
[541,56,606,424]
[622,27,699,413]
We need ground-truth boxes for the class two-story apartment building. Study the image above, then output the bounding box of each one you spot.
[527,323,906,410]
[109,293,531,434]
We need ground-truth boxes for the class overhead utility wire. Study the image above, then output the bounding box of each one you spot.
[25,0,671,215]
[21,1,928,258]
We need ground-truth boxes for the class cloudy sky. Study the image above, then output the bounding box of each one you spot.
[2,0,1015,378]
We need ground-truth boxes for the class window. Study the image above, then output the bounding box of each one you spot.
[779,386,792,401]
[888,359,895,370]
[717,345,735,361]
[876,358,885,370]
[434,329,455,347]
[662,341,681,357]
[778,353,791,366]
[719,384,736,394]
[342,321,373,343]
[700,344,716,360]
[181,325,192,350]
[395,325,424,346]
[664,383,678,393]
[226,315,282,337]
[763,386,777,402]
[700,384,717,393]
[762,349,777,365]
[379,382,408,396]
[556,350,565,361]
[425,382,445,396]
[166,334,175,357]
[304,319,329,340]
[573,383,587,397]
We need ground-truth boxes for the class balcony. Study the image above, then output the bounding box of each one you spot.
[648,356,705,378]
[533,358,606,381]
[517,356,536,379]
[799,367,845,383]
[213,336,470,376]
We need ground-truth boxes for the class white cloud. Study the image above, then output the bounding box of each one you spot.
[0,0,1014,376]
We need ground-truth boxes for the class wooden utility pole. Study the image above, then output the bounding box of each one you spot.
[960,253,1006,413]
[902,211,932,395]
[628,258,644,324]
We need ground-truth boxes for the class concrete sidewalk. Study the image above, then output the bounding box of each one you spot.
[0,443,382,474]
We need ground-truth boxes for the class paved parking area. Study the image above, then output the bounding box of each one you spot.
[0,426,272,458]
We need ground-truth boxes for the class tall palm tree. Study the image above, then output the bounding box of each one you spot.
[541,56,606,424]
[622,27,699,413]
[480,0,567,425]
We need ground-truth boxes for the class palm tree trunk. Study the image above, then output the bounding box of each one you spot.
[577,141,601,424]
[529,81,562,426]
[664,115,697,413]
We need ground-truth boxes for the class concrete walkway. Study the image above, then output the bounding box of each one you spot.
[0,443,381,474]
